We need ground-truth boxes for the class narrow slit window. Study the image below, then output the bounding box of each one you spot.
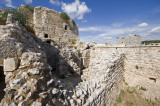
[65,25,67,30]
[44,34,48,38]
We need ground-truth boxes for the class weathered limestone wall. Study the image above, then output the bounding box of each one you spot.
[73,49,124,106]
[34,7,79,44]
[97,46,160,101]
[0,19,67,105]
[117,35,141,45]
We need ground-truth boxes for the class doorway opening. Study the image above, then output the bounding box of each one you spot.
[0,66,5,102]
[46,40,51,45]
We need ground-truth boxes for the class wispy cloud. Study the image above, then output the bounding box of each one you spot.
[79,22,160,43]
[138,22,148,27]
[5,0,14,8]
[61,0,91,20]
[50,0,61,6]
[24,0,32,4]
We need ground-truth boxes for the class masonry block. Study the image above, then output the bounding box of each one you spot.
[4,58,19,72]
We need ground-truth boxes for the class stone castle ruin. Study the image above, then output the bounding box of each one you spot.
[34,7,79,45]
[0,6,160,106]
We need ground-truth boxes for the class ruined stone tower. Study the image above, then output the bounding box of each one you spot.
[33,7,79,45]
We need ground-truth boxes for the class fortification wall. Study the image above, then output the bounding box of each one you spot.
[75,49,125,106]
[34,7,79,44]
[96,46,160,101]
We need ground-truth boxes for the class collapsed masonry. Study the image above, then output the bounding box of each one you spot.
[0,13,125,106]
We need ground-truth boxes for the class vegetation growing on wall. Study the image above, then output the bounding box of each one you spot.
[22,5,34,12]
[142,40,160,45]
[0,8,28,27]
[60,12,70,22]
[140,86,147,91]
[72,19,76,25]
[69,39,76,44]
[135,65,139,69]
[77,50,82,57]
[0,5,35,34]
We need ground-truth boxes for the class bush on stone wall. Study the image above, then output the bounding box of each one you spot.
[60,12,70,22]
[22,5,34,12]
[0,8,28,26]
[77,50,82,57]
[0,7,35,34]
[72,19,76,25]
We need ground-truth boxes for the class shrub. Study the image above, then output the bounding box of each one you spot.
[0,6,34,34]
[117,96,122,103]
[60,12,70,22]
[69,39,76,44]
[23,5,34,12]
[105,42,108,46]
[0,8,28,27]
[145,98,151,104]
[72,19,76,25]
[77,50,82,57]
[125,101,134,106]
[74,46,77,49]
[127,87,135,93]
[140,86,147,91]
[135,65,139,69]
[120,90,125,96]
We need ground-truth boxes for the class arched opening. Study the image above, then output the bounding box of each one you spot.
[0,65,5,101]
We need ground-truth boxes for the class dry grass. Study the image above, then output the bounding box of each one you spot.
[114,81,160,106]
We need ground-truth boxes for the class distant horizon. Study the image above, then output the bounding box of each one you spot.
[0,0,160,43]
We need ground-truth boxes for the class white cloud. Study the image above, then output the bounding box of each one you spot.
[138,22,148,27]
[99,33,109,37]
[80,35,112,43]
[24,0,32,4]
[50,0,61,6]
[79,26,105,32]
[82,20,88,23]
[79,23,160,43]
[5,0,14,8]
[140,26,160,41]
[150,27,160,34]
[79,25,147,36]
[61,0,91,20]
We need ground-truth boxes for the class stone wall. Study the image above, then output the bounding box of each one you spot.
[117,35,141,45]
[71,48,125,106]
[34,7,79,44]
[0,19,67,106]
[97,46,160,101]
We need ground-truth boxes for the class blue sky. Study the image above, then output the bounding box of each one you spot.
[0,0,160,43]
